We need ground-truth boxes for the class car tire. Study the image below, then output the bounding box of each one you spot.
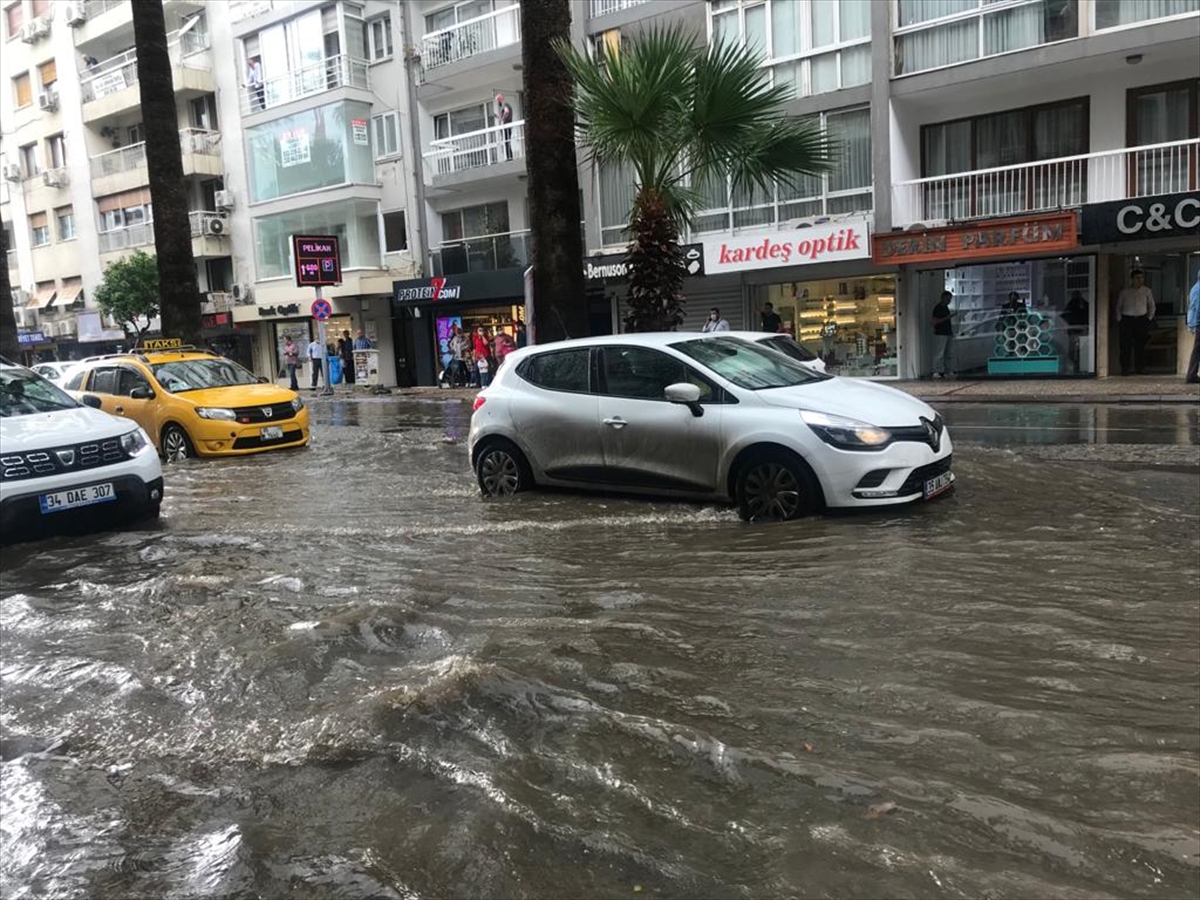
[475,439,533,497]
[161,423,194,462]
[735,450,820,522]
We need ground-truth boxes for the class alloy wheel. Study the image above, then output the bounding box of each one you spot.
[479,449,520,496]
[163,428,190,462]
[742,462,802,521]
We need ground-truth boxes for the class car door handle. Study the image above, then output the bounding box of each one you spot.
[603,416,627,429]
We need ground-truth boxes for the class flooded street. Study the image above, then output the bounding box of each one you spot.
[2,398,1198,899]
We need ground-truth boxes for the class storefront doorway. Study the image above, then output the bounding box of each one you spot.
[1112,250,1199,374]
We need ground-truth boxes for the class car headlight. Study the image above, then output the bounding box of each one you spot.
[291,397,304,412]
[120,427,154,456]
[801,410,892,451]
[196,407,237,420]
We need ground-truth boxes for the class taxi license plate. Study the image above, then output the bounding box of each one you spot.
[261,425,284,440]
[924,471,954,500]
[39,483,116,514]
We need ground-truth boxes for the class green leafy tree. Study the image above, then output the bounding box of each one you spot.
[94,250,160,346]
[558,28,834,331]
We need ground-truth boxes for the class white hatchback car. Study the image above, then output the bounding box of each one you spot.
[1,361,164,543]
[469,334,953,521]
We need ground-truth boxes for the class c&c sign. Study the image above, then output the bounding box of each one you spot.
[1080,191,1200,244]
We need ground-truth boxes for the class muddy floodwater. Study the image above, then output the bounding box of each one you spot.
[2,399,1198,899]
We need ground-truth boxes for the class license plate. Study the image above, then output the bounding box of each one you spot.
[924,471,954,500]
[39,482,117,514]
[260,425,284,440]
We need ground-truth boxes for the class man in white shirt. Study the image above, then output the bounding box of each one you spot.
[306,337,325,390]
[1114,269,1156,375]
[701,307,730,333]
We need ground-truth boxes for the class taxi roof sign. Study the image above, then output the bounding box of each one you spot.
[140,338,188,350]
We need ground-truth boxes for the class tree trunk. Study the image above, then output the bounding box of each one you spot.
[520,0,588,343]
[132,0,201,345]
[625,189,685,333]
[0,223,17,359]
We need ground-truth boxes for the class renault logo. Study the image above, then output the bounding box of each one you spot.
[262,407,273,418]
[920,417,940,452]
[55,449,75,466]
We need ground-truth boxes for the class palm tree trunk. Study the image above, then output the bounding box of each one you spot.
[132,0,201,345]
[625,189,685,332]
[0,223,18,359]
[520,0,588,342]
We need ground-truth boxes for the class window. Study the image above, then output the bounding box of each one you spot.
[19,143,39,178]
[46,133,65,169]
[383,210,407,252]
[254,199,381,278]
[520,349,591,393]
[118,368,151,396]
[1095,0,1199,29]
[372,111,400,159]
[441,201,509,241]
[598,159,636,246]
[89,367,121,396]
[28,213,49,246]
[671,337,825,390]
[5,2,22,40]
[710,0,871,97]
[432,103,497,173]
[56,206,75,241]
[38,59,56,89]
[246,100,375,202]
[895,1,1079,76]
[13,72,31,108]
[366,14,393,60]
[1127,80,1199,193]
[98,188,153,232]
[31,0,48,15]
[600,346,715,401]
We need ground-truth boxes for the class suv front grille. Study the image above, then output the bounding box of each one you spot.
[898,455,953,496]
[232,402,296,424]
[2,438,129,482]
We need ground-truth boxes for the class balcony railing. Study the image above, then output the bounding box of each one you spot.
[98,222,155,254]
[590,0,649,17]
[188,210,229,237]
[6,248,17,272]
[89,129,220,179]
[229,0,306,24]
[422,3,521,71]
[201,291,233,314]
[892,139,1200,227]
[240,54,370,115]
[80,43,210,103]
[430,230,531,276]
[84,0,126,17]
[424,120,526,176]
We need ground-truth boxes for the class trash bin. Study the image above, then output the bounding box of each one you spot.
[328,355,343,385]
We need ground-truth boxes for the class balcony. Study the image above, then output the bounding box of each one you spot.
[98,221,155,255]
[81,45,213,123]
[200,291,233,315]
[89,129,222,194]
[240,54,370,117]
[590,0,649,17]
[430,230,531,277]
[189,211,231,258]
[892,139,1200,227]
[422,3,521,73]
[424,120,526,183]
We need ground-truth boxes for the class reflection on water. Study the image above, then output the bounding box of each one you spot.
[940,402,1200,446]
[2,398,1198,899]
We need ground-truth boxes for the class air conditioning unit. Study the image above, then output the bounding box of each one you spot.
[21,18,50,42]
[203,215,227,236]
[42,168,67,187]
[57,320,78,337]
[214,190,235,210]
[38,90,58,111]
[231,283,252,303]
[3,163,21,182]
[65,3,86,26]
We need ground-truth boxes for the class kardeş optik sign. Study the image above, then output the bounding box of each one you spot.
[703,218,870,274]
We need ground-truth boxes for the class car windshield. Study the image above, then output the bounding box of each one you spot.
[151,358,258,393]
[761,335,818,362]
[671,337,829,390]
[0,366,80,417]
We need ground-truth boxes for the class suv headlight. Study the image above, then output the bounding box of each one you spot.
[801,410,892,451]
[196,407,236,420]
[120,427,154,456]
[291,397,304,412]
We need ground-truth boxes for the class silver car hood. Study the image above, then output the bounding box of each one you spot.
[754,377,938,426]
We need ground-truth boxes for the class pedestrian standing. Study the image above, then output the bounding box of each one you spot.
[338,329,356,385]
[448,327,469,387]
[247,57,264,111]
[1063,291,1090,375]
[1115,269,1156,375]
[353,329,373,350]
[306,336,325,390]
[1186,269,1200,385]
[702,308,730,332]
[477,352,491,387]
[516,322,527,348]
[1002,291,1025,313]
[495,93,514,161]
[494,330,516,366]
[931,290,956,379]
[283,335,300,390]
[760,302,782,334]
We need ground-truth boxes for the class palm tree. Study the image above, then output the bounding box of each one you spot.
[131,0,201,345]
[0,222,18,359]
[558,28,834,332]
[520,0,588,342]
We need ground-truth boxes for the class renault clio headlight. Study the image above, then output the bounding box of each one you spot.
[801,410,892,451]
[196,407,236,420]
[120,427,154,456]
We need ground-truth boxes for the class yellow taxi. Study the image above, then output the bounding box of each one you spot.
[65,344,310,461]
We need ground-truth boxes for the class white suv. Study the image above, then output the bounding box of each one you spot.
[1,360,164,543]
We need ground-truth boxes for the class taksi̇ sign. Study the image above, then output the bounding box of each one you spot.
[871,211,1079,265]
[1080,191,1200,244]
[702,218,870,275]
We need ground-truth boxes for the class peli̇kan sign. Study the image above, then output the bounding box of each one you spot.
[702,217,871,275]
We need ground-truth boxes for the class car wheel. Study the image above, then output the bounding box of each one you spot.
[475,440,532,497]
[735,451,819,522]
[161,424,193,462]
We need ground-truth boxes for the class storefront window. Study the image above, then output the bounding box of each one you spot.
[942,257,1095,376]
[762,273,898,377]
[254,199,381,279]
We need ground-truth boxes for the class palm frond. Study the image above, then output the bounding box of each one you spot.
[728,116,837,199]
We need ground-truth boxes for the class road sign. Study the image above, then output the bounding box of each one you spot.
[292,235,342,287]
[311,299,332,321]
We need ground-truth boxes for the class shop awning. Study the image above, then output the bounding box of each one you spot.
[32,284,57,309]
[59,278,83,306]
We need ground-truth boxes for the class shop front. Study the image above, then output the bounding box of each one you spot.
[874,212,1091,379]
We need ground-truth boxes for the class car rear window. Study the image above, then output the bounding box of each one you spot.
[519,349,590,393]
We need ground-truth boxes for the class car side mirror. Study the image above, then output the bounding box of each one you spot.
[129,386,155,400]
[81,394,102,409]
[257,376,269,384]
[664,382,704,417]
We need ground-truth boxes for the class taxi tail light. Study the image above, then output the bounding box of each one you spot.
[472,396,486,412]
